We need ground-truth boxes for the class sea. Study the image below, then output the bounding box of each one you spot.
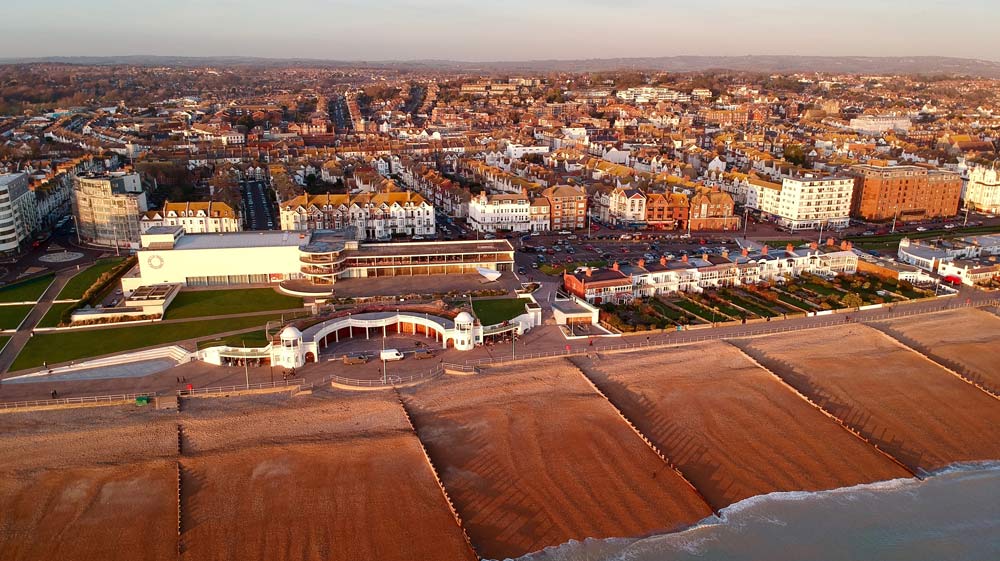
[509,462,1000,561]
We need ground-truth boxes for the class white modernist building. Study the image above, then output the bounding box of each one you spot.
[122,227,516,296]
[505,143,550,159]
[200,303,543,369]
[754,176,853,231]
[0,173,39,256]
[467,192,532,233]
[850,115,912,134]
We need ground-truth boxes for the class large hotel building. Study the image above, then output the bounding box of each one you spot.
[122,227,515,296]
[849,164,962,222]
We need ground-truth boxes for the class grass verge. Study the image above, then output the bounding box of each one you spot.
[165,288,303,320]
[10,314,283,371]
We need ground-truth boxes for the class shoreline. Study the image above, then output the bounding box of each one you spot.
[511,460,1000,561]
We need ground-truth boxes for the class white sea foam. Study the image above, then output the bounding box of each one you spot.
[511,462,1000,561]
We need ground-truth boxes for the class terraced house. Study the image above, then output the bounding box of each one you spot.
[564,242,858,304]
[140,201,241,234]
[279,191,435,241]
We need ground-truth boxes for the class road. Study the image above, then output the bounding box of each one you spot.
[242,180,277,230]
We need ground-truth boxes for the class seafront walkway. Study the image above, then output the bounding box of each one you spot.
[0,286,995,406]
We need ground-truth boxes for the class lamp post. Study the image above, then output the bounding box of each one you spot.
[891,206,900,234]
[742,207,750,240]
[242,340,250,389]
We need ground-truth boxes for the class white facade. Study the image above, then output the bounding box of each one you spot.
[0,173,39,255]
[850,115,912,134]
[505,143,550,159]
[467,192,531,233]
[141,202,242,234]
[757,176,853,231]
[964,166,1000,214]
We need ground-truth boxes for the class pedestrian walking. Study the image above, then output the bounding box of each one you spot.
[50,390,57,399]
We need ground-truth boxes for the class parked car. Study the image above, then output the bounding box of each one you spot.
[944,224,957,229]
[380,349,404,361]
[342,353,370,365]
[558,230,571,235]
[518,266,526,274]
[412,235,425,240]
[413,349,434,360]
[916,226,928,232]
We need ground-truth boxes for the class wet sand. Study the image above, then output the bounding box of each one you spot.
[401,360,713,560]
[742,324,1000,472]
[877,308,1000,394]
[571,342,912,510]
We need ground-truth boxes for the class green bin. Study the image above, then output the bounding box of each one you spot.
[135,396,150,406]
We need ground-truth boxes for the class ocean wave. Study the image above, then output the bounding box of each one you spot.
[511,462,1000,561]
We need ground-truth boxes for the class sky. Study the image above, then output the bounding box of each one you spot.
[2,0,997,61]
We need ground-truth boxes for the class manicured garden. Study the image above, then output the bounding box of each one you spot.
[57,258,125,300]
[37,302,77,328]
[0,274,54,303]
[11,314,285,371]
[0,305,33,330]
[472,298,526,326]
[600,298,703,332]
[165,288,303,320]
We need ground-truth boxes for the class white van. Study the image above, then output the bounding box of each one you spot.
[380,349,404,361]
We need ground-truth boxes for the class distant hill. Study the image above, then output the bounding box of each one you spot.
[2,54,999,77]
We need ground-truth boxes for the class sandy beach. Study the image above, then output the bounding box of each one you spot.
[742,324,1000,472]
[876,308,1000,394]
[0,407,178,561]
[570,342,912,510]
[400,360,713,560]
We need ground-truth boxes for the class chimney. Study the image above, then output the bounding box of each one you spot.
[682,254,689,263]
[702,253,709,261]
[742,247,749,257]
[638,258,645,269]
[847,241,853,250]
[762,245,769,255]
[660,256,667,266]
[827,237,835,247]
[809,242,819,250]
[722,249,729,259]
[612,262,619,271]
[786,243,794,253]
[586,267,592,277]
[840,240,849,250]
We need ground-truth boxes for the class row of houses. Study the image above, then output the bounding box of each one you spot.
[896,235,1000,286]
[563,241,860,304]
[279,191,435,241]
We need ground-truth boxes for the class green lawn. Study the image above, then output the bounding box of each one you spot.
[539,260,607,276]
[197,330,271,350]
[0,305,33,329]
[11,314,284,371]
[720,292,778,318]
[671,298,713,321]
[0,274,54,303]
[37,302,77,328]
[57,258,125,300]
[472,298,527,325]
[761,240,810,249]
[776,292,814,310]
[165,289,303,320]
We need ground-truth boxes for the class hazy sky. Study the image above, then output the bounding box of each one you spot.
[2,0,996,61]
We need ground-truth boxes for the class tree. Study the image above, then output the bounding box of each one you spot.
[783,144,807,166]
[841,293,864,309]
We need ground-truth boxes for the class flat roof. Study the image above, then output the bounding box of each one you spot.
[354,239,514,257]
[171,231,312,251]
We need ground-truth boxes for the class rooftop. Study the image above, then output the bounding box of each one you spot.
[171,230,312,251]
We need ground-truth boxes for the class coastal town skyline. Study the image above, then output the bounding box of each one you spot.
[3,0,1000,61]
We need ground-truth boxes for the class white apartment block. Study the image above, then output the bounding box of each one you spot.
[964,166,1000,214]
[505,143,550,159]
[468,192,532,233]
[756,176,853,231]
[0,173,39,256]
[849,115,912,134]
